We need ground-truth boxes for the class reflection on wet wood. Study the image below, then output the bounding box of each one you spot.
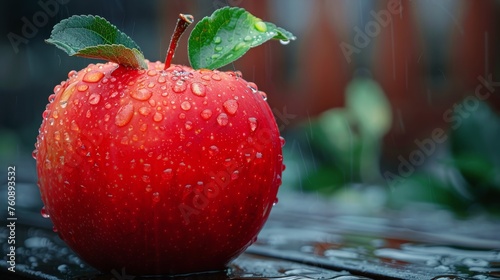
[1,188,499,279]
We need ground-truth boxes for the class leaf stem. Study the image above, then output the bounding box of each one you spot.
[164,14,194,70]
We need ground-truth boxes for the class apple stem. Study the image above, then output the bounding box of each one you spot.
[164,14,194,70]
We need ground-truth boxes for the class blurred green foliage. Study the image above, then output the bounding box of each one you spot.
[284,79,500,216]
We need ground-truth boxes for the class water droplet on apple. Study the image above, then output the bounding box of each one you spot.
[48,118,55,126]
[82,71,104,83]
[70,120,79,132]
[140,123,148,132]
[67,70,78,78]
[158,76,166,84]
[258,91,268,101]
[223,99,238,115]
[185,121,193,130]
[200,109,213,120]
[247,82,258,93]
[145,185,152,192]
[48,94,56,103]
[231,170,239,180]
[191,82,206,97]
[115,103,134,127]
[213,36,222,44]
[211,74,221,81]
[181,101,191,111]
[88,93,101,105]
[53,85,62,94]
[282,163,286,171]
[201,75,211,81]
[162,168,173,180]
[139,106,151,116]
[147,69,157,76]
[40,206,50,218]
[52,226,58,232]
[217,113,229,126]
[77,84,88,92]
[142,175,150,183]
[248,117,258,132]
[279,136,286,147]
[131,88,153,101]
[143,164,151,172]
[32,149,38,159]
[273,197,279,206]
[209,145,219,156]
[254,21,267,32]
[172,80,187,93]
[153,112,163,122]
[54,131,60,140]
[152,192,160,203]
[256,152,263,159]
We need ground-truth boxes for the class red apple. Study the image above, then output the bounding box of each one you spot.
[34,8,294,275]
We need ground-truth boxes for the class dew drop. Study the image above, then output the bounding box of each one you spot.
[140,123,148,132]
[172,80,187,93]
[256,152,263,159]
[243,35,252,42]
[273,197,279,206]
[158,76,166,84]
[254,21,267,32]
[279,136,286,147]
[213,36,222,44]
[178,113,186,119]
[145,185,152,192]
[115,103,134,127]
[211,54,220,59]
[217,113,229,126]
[142,175,151,183]
[162,168,173,180]
[77,84,89,92]
[40,206,50,218]
[143,164,151,172]
[223,99,238,115]
[82,71,104,83]
[282,163,287,171]
[32,149,38,159]
[279,39,290,45]
[248,117,258,132]
[131,88,153,101]
[201,75,211,81]
[215,46,223,52]
[153,112,163,122]
[234,42,246,51]
[200,109,213,120]
[147,69,157,76]
[181,101,191,111]
[191,82,206,97]
[88,93,101,105]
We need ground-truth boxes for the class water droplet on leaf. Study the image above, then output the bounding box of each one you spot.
[254,21,267,32]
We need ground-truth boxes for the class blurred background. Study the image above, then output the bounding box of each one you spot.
[1,0,499,217]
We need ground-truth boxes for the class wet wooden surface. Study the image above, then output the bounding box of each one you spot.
[1,175,500,280]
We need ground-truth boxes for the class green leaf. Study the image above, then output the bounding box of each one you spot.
[188,7,296,70]
[46,15,147,69]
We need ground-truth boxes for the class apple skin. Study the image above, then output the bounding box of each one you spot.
[35,61,283,275]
